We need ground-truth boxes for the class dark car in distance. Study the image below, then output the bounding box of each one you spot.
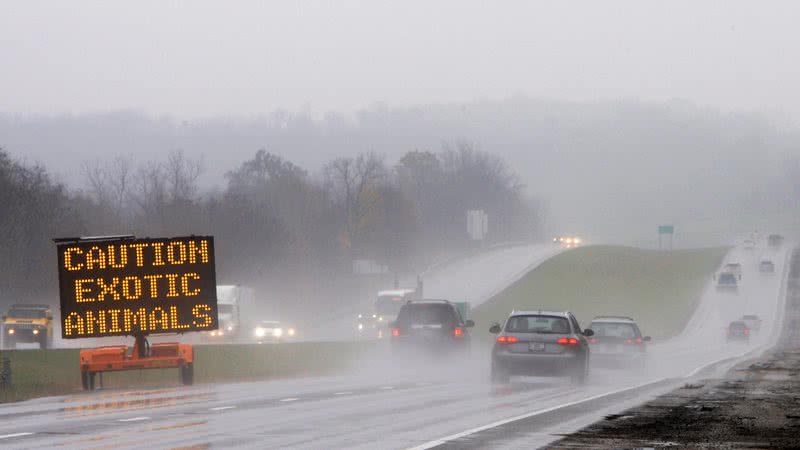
[727,320,750,342]
[490,310,593,384]
[390,300,474,358]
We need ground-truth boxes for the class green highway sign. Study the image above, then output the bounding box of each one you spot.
[658,225,674,234]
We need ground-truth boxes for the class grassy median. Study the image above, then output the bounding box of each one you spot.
[472,245,728,340]
[0,341,374,403]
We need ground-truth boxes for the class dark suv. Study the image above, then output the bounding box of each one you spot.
[587,316,650,368]
[490,310,593,384]
[390,300,474,357]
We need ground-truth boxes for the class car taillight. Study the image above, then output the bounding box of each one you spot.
[392,328,400,337]
[557,337,579,345]
[744,329,750,335]
[626,338,643,344]
[453,327,464,337]
[496,336,518,344]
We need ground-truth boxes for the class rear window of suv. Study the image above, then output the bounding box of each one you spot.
[397,304,457,327]
[590,322,639,338]
[505,315,570,334]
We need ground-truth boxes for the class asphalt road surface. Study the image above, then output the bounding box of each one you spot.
[0,243,790,449]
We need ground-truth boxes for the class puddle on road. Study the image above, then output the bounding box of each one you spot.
[63,392,215,418]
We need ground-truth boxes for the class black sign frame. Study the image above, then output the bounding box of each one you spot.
[56,235,218,339]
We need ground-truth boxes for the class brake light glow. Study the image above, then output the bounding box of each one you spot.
[454,327,464,337]
[557,337,579,345]
[392,328,400,337]
[626,338,643,344]
[496,336,518,344]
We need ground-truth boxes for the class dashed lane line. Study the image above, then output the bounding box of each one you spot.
[118,416,150,422]
[0,432,35,440]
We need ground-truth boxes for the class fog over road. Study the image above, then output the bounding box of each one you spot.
[0,243,790,449]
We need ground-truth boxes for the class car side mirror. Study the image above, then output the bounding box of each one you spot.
[643,336,652,342]
[489,323,501,334]
[465,320,475,328]
[583,329,594,337]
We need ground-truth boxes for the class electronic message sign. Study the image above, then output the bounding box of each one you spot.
[56,236,218,339]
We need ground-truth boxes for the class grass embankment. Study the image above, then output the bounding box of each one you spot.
[0,341,373,403]
[473,245,728,340]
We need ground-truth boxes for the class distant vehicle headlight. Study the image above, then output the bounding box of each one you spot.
[254,327,266,338]
[287,328,295,336]
[378,316,384,322]
[227,325,234,331]
[358,314,363,319]
[565,238,573,244]
[210,330,223,337]
[358,323,364,330]
[8,328,14,335]
[32,329,39,335]
[574,238,582,244]
[273,328,283,337]
[372,314,377,319]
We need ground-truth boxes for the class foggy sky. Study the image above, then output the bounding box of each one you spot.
[2,0,800,122]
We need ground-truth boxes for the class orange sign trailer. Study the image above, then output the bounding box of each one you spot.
[55,235,217,391]
[79,334,195,390]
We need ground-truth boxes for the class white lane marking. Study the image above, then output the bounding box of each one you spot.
[210,406,237,411]
[0,432,34,440]
[405,378,668,450]
[685,349,752,378]
[280,397,299,402]
[380,386,394,390]
[118,416,150,422]
[333,391,353,395]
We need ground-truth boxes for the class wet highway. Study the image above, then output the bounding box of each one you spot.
[0,243,791,449]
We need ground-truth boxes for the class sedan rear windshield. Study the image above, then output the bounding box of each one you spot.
[590,322,639,339]
[397,304,456,327]
[505,315,570,334]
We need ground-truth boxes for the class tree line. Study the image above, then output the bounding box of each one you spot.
[0,144,537,305]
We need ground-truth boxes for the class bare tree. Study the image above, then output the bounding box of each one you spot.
[324,153,387,255]
[165,150,202,203]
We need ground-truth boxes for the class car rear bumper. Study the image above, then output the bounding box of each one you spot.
[392,336,469,355]
[493,351,583,375]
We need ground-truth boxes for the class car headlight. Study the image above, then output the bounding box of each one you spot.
[565,238,573,244]
[32,329,39,335]
[288,328,295,336]
[7,328,14,335]
[273,328,283,337]
[378,316,384,322]
[358,314,363,319]
[574,238,581,244]
[255,327,266,338]
[372,314,377,319]
[227,325,234,331]
[358,323,364,330]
